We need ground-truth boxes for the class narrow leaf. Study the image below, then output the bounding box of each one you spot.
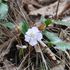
[43,31,70,51]
[43,31,62,44]
[52,20,70,27]
[40,16,52,26]
[0,0,2,3]
[3,22,15,29]
[55,42,70,51]
[19,21,29,35]
[0,3,8,19]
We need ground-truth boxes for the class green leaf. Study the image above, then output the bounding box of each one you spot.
[43,31,70,51]
[19,48,24,59]
[3,22,15,29]
[19,21,29,35]
[0,0,2,3]
[56,42,70,51]
[0,0,7,3]
[43,31,62,44]
[39,62,46,70]
[44,19,52,26]
[0,3,8,19]
[2,0,8,2]
[52,20,70,27]
[40,16,52,26]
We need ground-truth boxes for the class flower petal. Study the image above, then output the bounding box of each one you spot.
[25,26,42,46]
[29,38,37,46]
[26,28,32,35]
[35,32,43,41]
[25,35,30,42]
[32,27,39,33]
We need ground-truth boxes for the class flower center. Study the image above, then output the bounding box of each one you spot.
[29,32,35,37]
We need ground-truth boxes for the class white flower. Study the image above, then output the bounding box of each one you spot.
[25,27,42,46]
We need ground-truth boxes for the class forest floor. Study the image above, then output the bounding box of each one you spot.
[0,0,70,70]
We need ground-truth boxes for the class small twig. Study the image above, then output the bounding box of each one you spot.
[16,0,33,27]
[35,44,48,70]
[0,39,11,53]
[28,46,31,70]
[23,0,43,8]
[55,0,60,19]
[39,40,57,61]
[65,50,70,60]
[0,37,16,58]
[17,54,29,70]
[17,48,33,70]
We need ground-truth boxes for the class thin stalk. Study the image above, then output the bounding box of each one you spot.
[55,0,60,19]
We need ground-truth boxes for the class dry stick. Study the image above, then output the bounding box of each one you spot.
[16,0,33,27]
[39,40,57,61]
[17,48,33,70]
[8,14,23,45]
[64,56,70,70]
[54,48,70,69]
[28,46,31,70]
[35,44,48,70]
[50,44,70,70]
[0,63,16,69]
[55,0,70,64]
[17,54,29,70]
[0,39,11,53]
[23,0,43,8]
[55,53,70,69]
[55,0,60,19]
[17,0,28,23]
[24,63,32,70]
[8,14,16,25]
[36,55,38,69]
[56,1,70,18]
[14,8,28,22]
[4,61,10,70]
[0,23,13,38]
[9,3,24,45]
[56,3,70,65]
[0,37,16,65]
[65,50,70,60]
[0,39,4,44]
[63,51,70,70]
[41,40,70,69]
[0,37,16,58]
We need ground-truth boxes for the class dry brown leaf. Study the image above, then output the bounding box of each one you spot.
[37,0,57,5]
[22,0,43,8]
[29,1,70,18]
[29,1,58,16]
